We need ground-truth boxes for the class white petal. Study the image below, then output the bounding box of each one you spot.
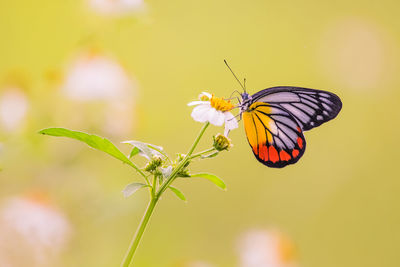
[198,106,214,122]
[161,166,173,178]
[208,109,225,126]
[200,92,212,99]
[191,104,212,122]
[187,100,208,106]
[224,112,238,136]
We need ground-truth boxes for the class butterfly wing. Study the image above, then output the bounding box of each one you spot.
[251,86,342,131]
[243,102,306,168]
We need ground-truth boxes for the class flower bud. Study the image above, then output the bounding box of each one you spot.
[177,168,190,178]
[153,169,163,177]
[213,133,232,151]
[144,155,163,172]
[152,155,163,166]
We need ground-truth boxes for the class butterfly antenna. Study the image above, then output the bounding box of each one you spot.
[229,90,241,99]
[243,78,247,93]
[224,60,245,92]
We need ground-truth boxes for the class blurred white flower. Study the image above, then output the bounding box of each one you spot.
[237,229,298,267]
[103,99,136,136]
[61,51,137,136]
[88,0,146,16]
[62,52,133,101]
[0,195,71,266]
[188,92,238,136]
[318,18,394,91]
[0,88,28,132]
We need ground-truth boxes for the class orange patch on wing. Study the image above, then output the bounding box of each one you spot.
[292,149,299,158]
[243,112,258,150]
[297,137,303,149]
[263,146,269,161]
[253,115,267,148]
[269,146,279,163]
[258,144,265,160]
[279,150,291,161]
[297,127,301,133]
[259,144,268,161]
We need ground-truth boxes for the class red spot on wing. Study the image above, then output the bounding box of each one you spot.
[269,146,279,163]
[279,150,291,161]
[292,149,299,158]
[262,145,269,161]
[297,137,303,149]
[297,127,301,133]
[259,144,267,161]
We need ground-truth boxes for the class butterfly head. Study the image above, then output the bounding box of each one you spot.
[239,92,252,113]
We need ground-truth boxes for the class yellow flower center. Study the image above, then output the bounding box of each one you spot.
[210,95,234,112]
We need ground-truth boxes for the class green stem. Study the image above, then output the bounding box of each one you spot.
[156,122,210,197]
[143,175,151,186]
[120,122,210,267]
[190,147,216,159]
[151,175,157,198]
[121,197,158,267]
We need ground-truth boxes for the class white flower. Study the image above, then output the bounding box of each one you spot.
[0,195,71,266]
[61,50,137,137]
[188,92,238,136]
[62,51,133,101]
[88,0,146,16]
[0,88,28,133]
[237,229,298,267]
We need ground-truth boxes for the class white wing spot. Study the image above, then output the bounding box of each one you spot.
[322,103,332,112]
[301,94,319,103]
[320,97,332,105]
[282,104,310,124]
[259,92,301,102]
[301,98,319,109]
[293,103,315,115]
[271,115,298,129]
[319,93,331,98]
[268,119,278,135]
[277,123,298,144]
[274,137,285,149]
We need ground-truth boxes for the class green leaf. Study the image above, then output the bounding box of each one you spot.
[168,186,187,201]
[122,183,149,198]
[129,147,140,158]
[147,144,164,155]
[123,140,162,159]
[190,173,227,191]
[39,128,139,170]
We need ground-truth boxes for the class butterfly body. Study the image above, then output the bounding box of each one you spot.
[239,86,342,168]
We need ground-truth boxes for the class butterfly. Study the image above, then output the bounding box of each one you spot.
[238,86,342,168]
[225,61,342,168]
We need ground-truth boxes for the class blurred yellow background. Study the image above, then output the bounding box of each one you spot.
[0,0,399,266]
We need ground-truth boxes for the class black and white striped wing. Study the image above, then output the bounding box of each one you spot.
[251,86,342,131]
